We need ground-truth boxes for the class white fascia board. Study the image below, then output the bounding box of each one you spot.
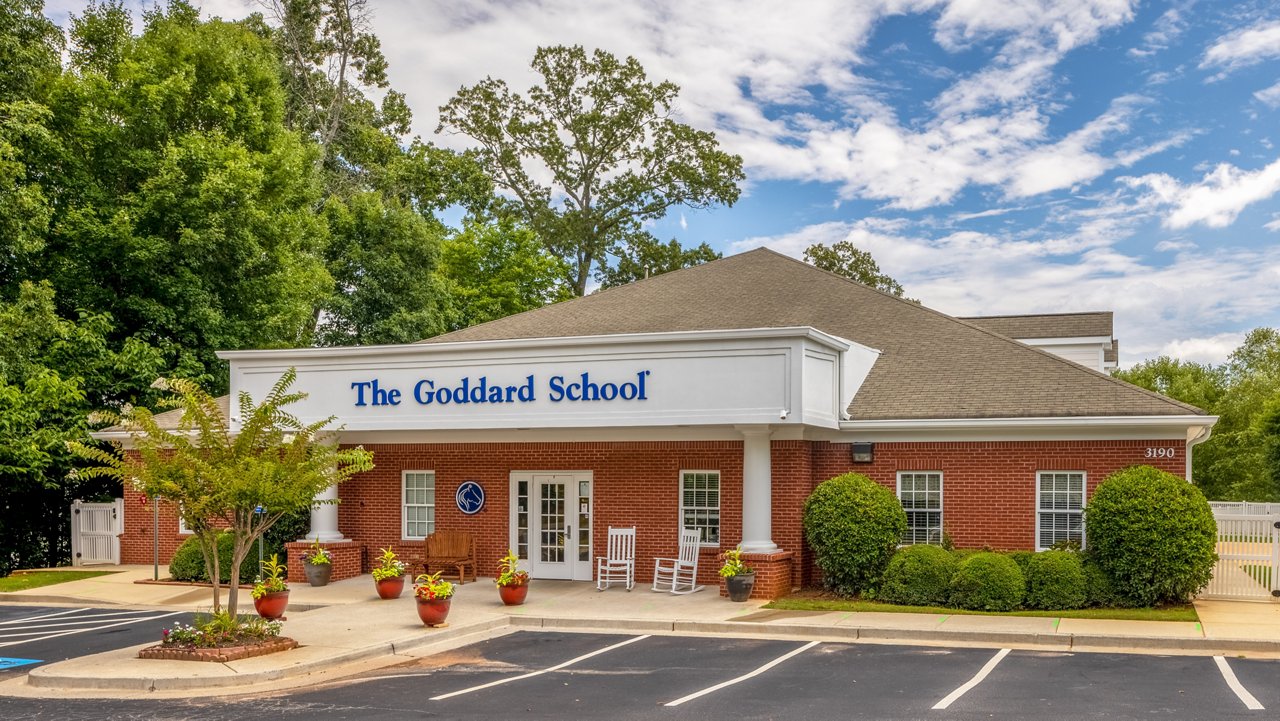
[840,415,1217,433]
[217,326,854,362]
[1016,336,1112,346]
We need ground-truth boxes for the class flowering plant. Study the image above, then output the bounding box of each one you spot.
[414,571,455,600]
[371,546,406,581]
[495,549,530,587]
[161,613,281,648]
[251,554,289,599]
[304,538,332,565]
[718,547,754,578]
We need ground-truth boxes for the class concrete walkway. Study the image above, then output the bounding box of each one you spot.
[2,565,1278,698]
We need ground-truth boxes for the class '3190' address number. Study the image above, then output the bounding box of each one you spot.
[1145,447,1176,459]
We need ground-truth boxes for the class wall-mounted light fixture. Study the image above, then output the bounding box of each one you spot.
[851,442,874,463]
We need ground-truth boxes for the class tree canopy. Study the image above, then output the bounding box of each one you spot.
[803,240,910,299]
[439,44,744,296]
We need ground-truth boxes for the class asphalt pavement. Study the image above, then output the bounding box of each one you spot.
[1,630,1275,720]
[0,605,192,675]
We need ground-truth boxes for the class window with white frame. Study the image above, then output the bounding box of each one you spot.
[403,471,436,539]
[897,472,943,544]
[1037,471,1085,550]
[680,470,720,545]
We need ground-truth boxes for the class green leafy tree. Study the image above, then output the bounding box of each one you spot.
[438,44,745,296]
[437,219,571,331]
[70,369,374,615]
[596,235,720,289]
[803,241,909,298]
[0,281,164,575]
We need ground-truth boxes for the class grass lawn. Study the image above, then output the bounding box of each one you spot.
[0,570,116,592]
[766,592,1199,623]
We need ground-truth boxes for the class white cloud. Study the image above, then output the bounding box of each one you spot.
[1123,156,1280,229]
[1201,19,1280,76]
[1157,332,1247,365]
[1255,81,1280,108]
[1128,7,1188,58]
[1154,239,1196,251]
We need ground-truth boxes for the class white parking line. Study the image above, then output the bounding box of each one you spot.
[0,615,166,633]
[430,634,652,701]
[0,611,183,649]
[1214,656,1264,711]
[0,608,90,625]
[932,648,1010,710]
[663,640,821,707]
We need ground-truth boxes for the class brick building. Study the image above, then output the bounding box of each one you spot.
[103,249,1214,599]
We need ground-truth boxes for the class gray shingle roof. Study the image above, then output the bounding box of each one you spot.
[960,311,1113,339]
[103,395,231,433]
[423,248,1202,420]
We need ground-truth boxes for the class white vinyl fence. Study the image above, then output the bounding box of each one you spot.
[1202,511,1280,601]
[70,499,123,566]
[1210,501,1280,515]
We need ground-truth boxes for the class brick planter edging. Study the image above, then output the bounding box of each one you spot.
[718,550,795,600]
[137,637,298,662]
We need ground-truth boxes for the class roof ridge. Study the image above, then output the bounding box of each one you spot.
[959,310,1112,320]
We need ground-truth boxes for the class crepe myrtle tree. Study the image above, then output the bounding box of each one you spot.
[69,368,374,616]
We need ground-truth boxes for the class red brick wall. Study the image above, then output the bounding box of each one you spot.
[120,487,191,569]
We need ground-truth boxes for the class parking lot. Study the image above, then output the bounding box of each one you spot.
[0,629,1276,719]
[0,605,190,674]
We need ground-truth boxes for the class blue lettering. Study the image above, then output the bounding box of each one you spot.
[351,381,372,406]
[638,370,649,400]
[620,381,637,400]
[549,375,566,402]
[518,375,535,401]
[414,379,435,404]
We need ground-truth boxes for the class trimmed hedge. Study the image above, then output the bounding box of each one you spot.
[1084,465,1217,606]
[1023,550,1086,610]
[879,544,957,606]
[1082,556,1135,608]
[803,473,907,596]
[949,552,1024,611]
[168,532,261,583]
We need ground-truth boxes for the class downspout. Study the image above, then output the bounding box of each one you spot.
[1186,425,1213,483]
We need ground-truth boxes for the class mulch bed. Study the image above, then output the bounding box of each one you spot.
[137,636,298,662]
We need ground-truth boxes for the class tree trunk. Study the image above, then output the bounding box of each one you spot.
[197,530,222,615]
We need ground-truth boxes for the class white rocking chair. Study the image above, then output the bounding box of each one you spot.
[651,527,704,594]
[596,526,636,591]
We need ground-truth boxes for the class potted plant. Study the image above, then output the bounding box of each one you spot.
[413,571,455,626]
[719,546,755,602]
[302,537,333,587]
[372,546,407,599]
[494,549,530,606]
[251,554,290,620]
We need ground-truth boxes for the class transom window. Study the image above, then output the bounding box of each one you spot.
[1037,471,1085,550]
[897,472,943,545]
[680,470,720,545]
[403,471,436,539]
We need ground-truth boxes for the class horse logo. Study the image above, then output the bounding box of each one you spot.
[455,481,485,515]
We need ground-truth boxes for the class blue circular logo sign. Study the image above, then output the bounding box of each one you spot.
[456,481,485,515]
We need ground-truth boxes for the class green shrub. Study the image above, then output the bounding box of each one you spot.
[1023,551,1087,610]
[1008,550,1035,576]
[1082,556,1134,608]
[1084,465,1217,606]
[879,545,957,606]
[803,473,906,596]
[949,552,1024,611]
[167,532,260,583]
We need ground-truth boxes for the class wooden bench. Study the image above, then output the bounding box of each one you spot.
[425,530,477,583]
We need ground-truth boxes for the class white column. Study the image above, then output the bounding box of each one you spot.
[305,483,346,542]
[738,426,777,553]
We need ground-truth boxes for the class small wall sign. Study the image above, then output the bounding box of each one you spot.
[456,481,485,515]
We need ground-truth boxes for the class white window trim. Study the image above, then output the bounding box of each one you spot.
[1035,470,1087,551]
[177,503,193,535]
[402,470,436,541]
[896,471,943,545]
[679,469,721,547]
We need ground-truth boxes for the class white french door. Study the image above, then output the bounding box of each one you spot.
[510,472,593,580]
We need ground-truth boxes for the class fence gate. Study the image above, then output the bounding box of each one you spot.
[70,499,123,566]
[1202,512,1280,601]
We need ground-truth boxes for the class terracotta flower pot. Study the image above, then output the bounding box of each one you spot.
[304,561,332,587]
[416,597,451,626]
[498,583,529,606]
[375,575,405,599]
[254,590,290,620]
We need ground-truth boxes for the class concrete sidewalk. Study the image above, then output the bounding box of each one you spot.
[2,566,1279,698]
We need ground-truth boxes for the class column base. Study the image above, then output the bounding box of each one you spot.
[719,550,794,600]
[302,531,347,543]
[738,540,779,554]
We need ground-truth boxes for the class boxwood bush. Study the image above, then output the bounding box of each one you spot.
[1023,550,1087,610]
[1084,465,1217,606]
[879,544,957,606]
[1081,556,1135,608]
[803,473,907,596]
[949,552,1024,611]
[168,532,260,583]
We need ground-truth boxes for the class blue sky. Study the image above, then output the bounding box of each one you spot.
[45,0,1280,366]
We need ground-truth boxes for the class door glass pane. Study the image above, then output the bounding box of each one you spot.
[578,483,590,563]
[540,482,565,563]
[516,480,529,560]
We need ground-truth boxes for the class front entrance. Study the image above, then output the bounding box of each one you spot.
[510,472,593,580]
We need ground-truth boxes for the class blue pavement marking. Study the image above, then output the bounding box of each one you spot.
[0,657,42,670]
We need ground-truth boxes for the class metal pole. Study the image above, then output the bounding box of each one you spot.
[153,496,160,581]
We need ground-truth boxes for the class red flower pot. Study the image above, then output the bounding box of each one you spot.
[416,597,451,626]
[376,575,405,599]
[498,583,529,606]
[254,590,290,620]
